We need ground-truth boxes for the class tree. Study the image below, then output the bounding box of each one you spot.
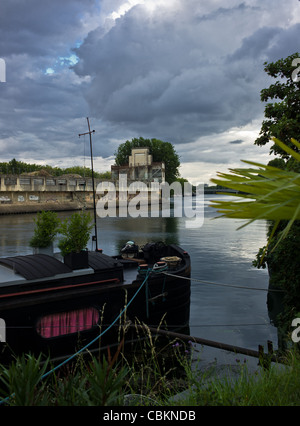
[0,159,111,179]
[8,158,19,174]
[114,137,180,184]
[254,53,300,159]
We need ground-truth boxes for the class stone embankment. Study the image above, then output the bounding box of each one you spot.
[0,172,160,215]
[0,172,97,215]
[0,200,94,215]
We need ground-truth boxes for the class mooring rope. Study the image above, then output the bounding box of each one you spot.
[0,267,153,405]
[162,271,285,293]
[0,264,284,404]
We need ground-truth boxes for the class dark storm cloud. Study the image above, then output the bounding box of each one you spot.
[0,0,95,56]
[229,140,243,145]
[0,0,299,179]
[0,0,100,163]
[73,0,300,147]
[229,24,300,63]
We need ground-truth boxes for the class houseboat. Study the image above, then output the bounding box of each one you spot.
[0,242,191,362]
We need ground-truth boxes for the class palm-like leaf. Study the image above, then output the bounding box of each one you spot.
[210,138,300,246]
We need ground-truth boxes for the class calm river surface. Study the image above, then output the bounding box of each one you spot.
[0,194,278,369]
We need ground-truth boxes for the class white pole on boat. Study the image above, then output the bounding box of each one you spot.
[79,117,98,251]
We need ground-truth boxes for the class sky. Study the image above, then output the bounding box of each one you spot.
[0,0,299,184]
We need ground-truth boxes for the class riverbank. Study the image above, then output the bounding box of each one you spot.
[0,196,277,377]
[0,339,297,406]
[0,198,155,215]
[0,200,91,215]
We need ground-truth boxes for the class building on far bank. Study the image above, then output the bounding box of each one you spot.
[0,171,100,214]
[111,148,165,185]
[0,148,166,214]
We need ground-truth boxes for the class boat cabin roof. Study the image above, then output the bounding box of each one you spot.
[0,254,72,281]
[0,252,123,284]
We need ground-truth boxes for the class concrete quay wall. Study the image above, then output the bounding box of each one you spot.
[0,174,159,215]
[0,174,99,215]
[0,191,94,215]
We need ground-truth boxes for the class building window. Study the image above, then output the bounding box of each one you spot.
[36,307,99,338]
[57,179,67,185]
[33,178,44,185]
[4,177,17,185]
[19,178,31,185]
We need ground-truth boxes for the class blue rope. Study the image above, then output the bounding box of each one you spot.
[0,268,152,405]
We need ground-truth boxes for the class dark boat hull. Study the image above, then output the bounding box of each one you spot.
[0,244,191,362]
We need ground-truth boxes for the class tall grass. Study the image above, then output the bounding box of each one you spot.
[0,352,129,406]
[1,328,300,406]
[179,352,300,406]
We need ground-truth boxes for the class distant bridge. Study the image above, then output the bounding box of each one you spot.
[204,188,239,194]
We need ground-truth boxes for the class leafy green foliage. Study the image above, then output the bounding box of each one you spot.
[57,212,93,256]
[252,218,300,345]
[87,357,128,406]
[255,53,300,158]
[114,137,180,184]
[0,352,128,406]
[183,352,300,406]
[0,354,49,406]
[260,221,300,282]
[29,210,60,248]
[0,158,111,179]
[3,344,300,406]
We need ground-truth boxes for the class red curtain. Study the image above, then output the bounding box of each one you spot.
[36,307,99,338]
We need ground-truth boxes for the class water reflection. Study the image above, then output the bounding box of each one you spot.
[0,195,278,365]
[102,215,180,254]
[0,214,36,256]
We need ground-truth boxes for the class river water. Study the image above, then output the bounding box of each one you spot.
[0,194,278,370]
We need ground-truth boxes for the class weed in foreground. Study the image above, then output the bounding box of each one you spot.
[2,324,300,406]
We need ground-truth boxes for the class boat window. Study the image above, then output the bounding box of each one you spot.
[36,307,99,339]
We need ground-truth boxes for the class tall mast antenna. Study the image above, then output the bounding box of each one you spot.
[79,117,98,251]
